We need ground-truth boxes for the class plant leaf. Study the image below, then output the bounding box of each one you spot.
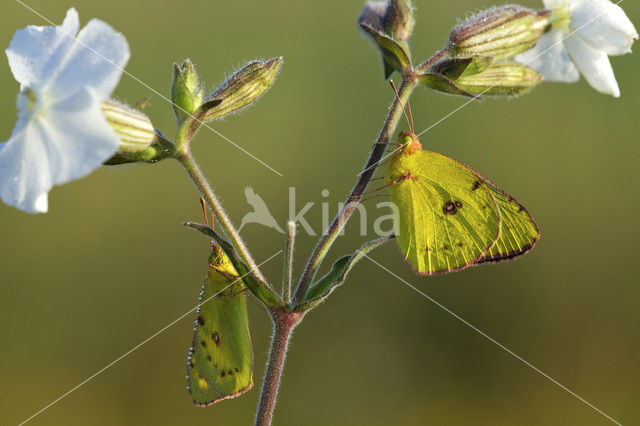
[416,72,480,99]
[360,22,412,77]
[296,236,393,311]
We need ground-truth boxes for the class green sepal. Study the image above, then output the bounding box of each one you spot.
[184,222,282,308]
[454,62,542,97]
[360,22,412,78]
[448,6,551,59]
[104,140,174,165]
[201,58,283,122]
[175,99,224,146]
[171,60,203,125]
[416,73,479,99]
[295,236,393,311]
[431,56,494,80]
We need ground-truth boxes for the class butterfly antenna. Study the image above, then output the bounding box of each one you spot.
[407,99,415,134]
[389,79,412,131]
[200,198,209,227]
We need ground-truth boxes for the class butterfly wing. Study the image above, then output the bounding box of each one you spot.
[476,180,539,264]
[387,150,501,275]
[187,246,253,406]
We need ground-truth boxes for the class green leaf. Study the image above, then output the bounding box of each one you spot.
[296,236,393,311]
[184,222,282,307]
[459,56,494,78]
[187,243,253,406]
[360,23,412,77]
[431,56,494,80]
[416,73,479,99]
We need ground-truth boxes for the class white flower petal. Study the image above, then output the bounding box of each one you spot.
[564,33,620,96]
[0,88,119,213]
[515,30,580,82]
[49,18,129,101]
[571,0,638,55]
[6,8,79,88]
[0,119,54,213]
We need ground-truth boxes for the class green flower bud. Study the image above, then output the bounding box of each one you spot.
[201,57,283,121]
[102,100,174,165]
[383,0,414,42]
[102,100,155,153]
[453,62,542,96]
[449,6,551,59]
[171,59,203,124]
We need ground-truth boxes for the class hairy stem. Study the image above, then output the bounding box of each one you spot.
[416,47,449,72]
[283,222,296,305]
[255,310,303,426]
[293,74,417,304]
[176,151,267,283]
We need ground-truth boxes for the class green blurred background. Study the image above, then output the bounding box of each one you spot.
[1,1,638,425]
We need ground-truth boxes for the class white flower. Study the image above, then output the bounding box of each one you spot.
[516,0,638,97]
[0,8,129,213]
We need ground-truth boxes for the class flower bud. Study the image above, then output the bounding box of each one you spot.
[453,62,542,96]
[449,6,551,59]
[359,1,413,78]
[102,100,155,152]
[171,59,203,124]
[383,0,414,42]
[359,1,386,33]
[201,57,283,121]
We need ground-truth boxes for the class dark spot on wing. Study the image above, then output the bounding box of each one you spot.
[228,370,233,376]
[456,242,464,247]
[212,332,220,346]
[518,205,525,212]
[442,245,449,251]
[443,201,458,215]
[200,340,206,347]
[425,245,431,252]
[472,180,482,191]
[207,355,212,362]
[455,200,463,208]
[235,368,240,373]
[197,316,205,326]
[221,371,226,377]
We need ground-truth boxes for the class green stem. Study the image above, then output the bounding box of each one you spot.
[255,310,303,426]
[292,74,418,304]
[176,150,267,283]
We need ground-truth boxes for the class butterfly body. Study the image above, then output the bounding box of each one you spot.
[385,132,539,275]
[187,243,253,406]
